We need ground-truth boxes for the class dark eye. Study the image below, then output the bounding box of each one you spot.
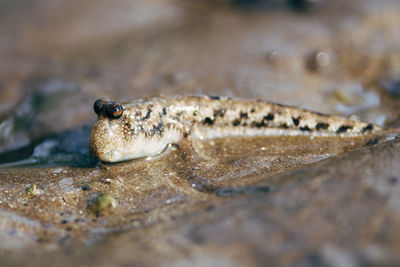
[105,103,123,119]
[94,98,110,115]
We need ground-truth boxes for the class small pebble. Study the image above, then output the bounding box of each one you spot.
[305,50,330,72]
[87,193,117,216]
[22,184,38,199]
[266,51,284,67]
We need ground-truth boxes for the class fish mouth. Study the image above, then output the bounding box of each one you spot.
[89,138,123,163]
[89,118,129,162]
[89,119,112,161]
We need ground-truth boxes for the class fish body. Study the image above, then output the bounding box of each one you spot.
[89,95,381,163]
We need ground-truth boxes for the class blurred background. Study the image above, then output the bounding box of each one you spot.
[0,1,400,266]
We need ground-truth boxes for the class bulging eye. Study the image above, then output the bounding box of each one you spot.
[94,98,110,115]
[105,102,123,119]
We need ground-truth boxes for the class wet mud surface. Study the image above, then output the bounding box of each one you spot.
[1,0,400,266]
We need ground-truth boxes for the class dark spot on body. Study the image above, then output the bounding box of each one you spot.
[264,113,274,121]
[240,112,248,118]
[208,95,220,100]
[281,123,289,129]
[214,109,225,117]
[152,121,164,134]
[315,122,329,130]
[253,121,266,128]
[250,108,255,113]
[232,119,241,126]
[300,126,311,131]
[193,110,198,116]
[125,122,132,129]
[203,117,214,125]
[173,115,181,122]
[142,108,152,120]
[131,124,143,135]
[362,123,374,132]
[162,107,167,115]
[292,117,300,126]
[336,125,353,134]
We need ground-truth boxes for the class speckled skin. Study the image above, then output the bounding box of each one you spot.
[89,95,381,162]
